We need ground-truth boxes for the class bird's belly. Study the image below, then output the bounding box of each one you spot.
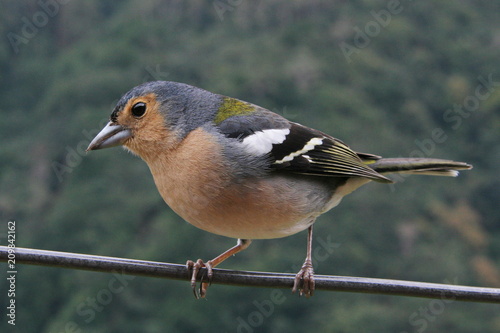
[158,174,339,239]
[186,208,317,239]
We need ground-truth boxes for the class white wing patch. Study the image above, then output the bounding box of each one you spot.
[274,137,323,164]
[241,128,290,155]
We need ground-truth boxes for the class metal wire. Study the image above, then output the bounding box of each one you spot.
[1,246,499,303]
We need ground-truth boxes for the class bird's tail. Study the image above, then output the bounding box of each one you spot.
[363,156,472,177]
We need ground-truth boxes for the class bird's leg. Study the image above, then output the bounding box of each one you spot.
[186,238,252,299]
[292,225,315,297]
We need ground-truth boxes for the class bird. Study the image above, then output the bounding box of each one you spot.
[86,81,472,298]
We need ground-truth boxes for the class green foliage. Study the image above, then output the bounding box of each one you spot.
[0,1,499,332]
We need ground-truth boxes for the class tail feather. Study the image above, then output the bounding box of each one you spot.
[363,157,472,177]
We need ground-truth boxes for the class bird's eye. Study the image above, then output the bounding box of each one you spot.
[131,102,146,118]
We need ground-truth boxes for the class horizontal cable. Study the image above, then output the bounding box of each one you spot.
[1,246,499,303]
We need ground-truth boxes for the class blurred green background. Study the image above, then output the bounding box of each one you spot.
[1,1,499,332]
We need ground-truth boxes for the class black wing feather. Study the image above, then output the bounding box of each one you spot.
[271,123,392,183]
[217,108,391,183]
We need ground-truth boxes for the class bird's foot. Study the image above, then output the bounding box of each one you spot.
[292,259,315,297]
[186,259,213,299]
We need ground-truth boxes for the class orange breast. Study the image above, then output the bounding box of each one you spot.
[143,128,335,239]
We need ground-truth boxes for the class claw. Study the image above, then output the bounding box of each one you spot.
[186,259,199,298]
[186,259,213,299]
[205,260,214,286]
[292,260,315,298]
[292,225,315,297]
[184,239,251,299]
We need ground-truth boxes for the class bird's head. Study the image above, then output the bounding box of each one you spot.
[86,81,221,161]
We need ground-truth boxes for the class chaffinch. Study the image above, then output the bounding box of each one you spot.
[87,81,472,298]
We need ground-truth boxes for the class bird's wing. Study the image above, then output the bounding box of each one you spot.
[217,110,391,183]
[270,122,392,182]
